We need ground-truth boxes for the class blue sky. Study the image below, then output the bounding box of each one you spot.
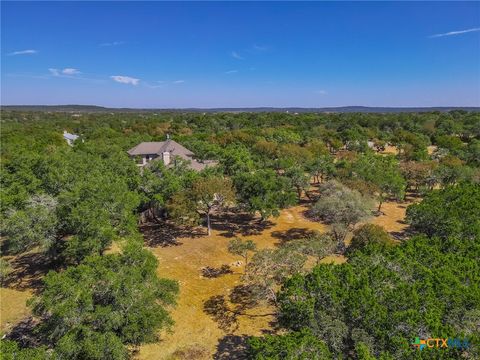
[2,1,479,108]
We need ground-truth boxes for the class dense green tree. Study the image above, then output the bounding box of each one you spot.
[347,224,393,254]
[353,155,406,212]
[284,166,310,200]
[248,329,331,360]
[30,243,179,359]
[406,183,480,241]
[266,182,480,359]
[0,340,49,360]
[306,155,335,184]
[2,194,59,256]
[234,169,297,221]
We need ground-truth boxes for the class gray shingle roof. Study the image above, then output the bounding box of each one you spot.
[128,140,217,171]
[127,140,194,157]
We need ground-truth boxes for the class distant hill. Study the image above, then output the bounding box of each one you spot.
[1,105,479,113]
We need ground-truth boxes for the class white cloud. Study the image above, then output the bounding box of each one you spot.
[429,27,480,38]
[99,41,125,47]
[49,68,60,76]
[49,68,81,76]
[62,68,80,75]
[144,81,167,89]
[252,44,269,51]
[110,75,140,85]
[173,80,185,84]
[315,90,328,95]
[8,49,37,56]
[225,70,238,74]
[231,51,244,60]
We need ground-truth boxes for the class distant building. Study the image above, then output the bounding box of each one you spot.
[127,137,217,171]
[63,130,79,146]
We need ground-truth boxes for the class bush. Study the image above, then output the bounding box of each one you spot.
[348,224,393,254]
[248,329,331,360]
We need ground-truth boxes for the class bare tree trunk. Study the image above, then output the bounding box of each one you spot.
[377,199,383,213]
[206,211,211,236]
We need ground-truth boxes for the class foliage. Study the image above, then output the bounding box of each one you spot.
[2,194,59,256]
[353,154,406,211]
[347,224,393,254]
[234,170,297,220]
[273,182,480,359]
[284,232,336,265]
[29,242,179,359]
[306,155,335,184]
[283,166,310,200]
[0,258,13,282]
[311,181,373,249]
[0,340,49,360]
[227,237,257,269]
[243,248,306,303]
[406,183,480,241]
[247,329,331,360]
[1,109,479,358]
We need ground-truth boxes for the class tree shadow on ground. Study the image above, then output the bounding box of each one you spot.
[211,212,274,237]
[390,227,415,241]
[2,252,53,293]
[204,286,275,333]
[4,316,44,348]
[270,227,316,245]
[229,284,264,312]
[201,265,233,278]
[214,334,250,360]
[140,222,204,247]
[203,295,239,333]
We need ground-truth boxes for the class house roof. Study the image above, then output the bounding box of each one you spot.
[127,140,194,157]
[63,131,79,141]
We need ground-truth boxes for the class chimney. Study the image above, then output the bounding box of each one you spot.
[163,151,171,165]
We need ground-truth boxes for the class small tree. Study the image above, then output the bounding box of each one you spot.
[286,232,336,265]
[353,155,406,212]
[243,248,306,303]
[191,176,235,235]
[234,169,297,221]
[348,224,393,254]
[284,166,310,200]
[227,237,257,272]
[307,155,335,184]
[311,181,373,252]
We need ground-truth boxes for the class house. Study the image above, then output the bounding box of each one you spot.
[63,130,79,146]
[127,138,217,171]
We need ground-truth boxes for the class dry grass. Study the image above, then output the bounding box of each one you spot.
[0,287,32,335]
[137,205,327,359]
[0,193,413,359]
[380,145,399,155]
[137,197,411,359]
